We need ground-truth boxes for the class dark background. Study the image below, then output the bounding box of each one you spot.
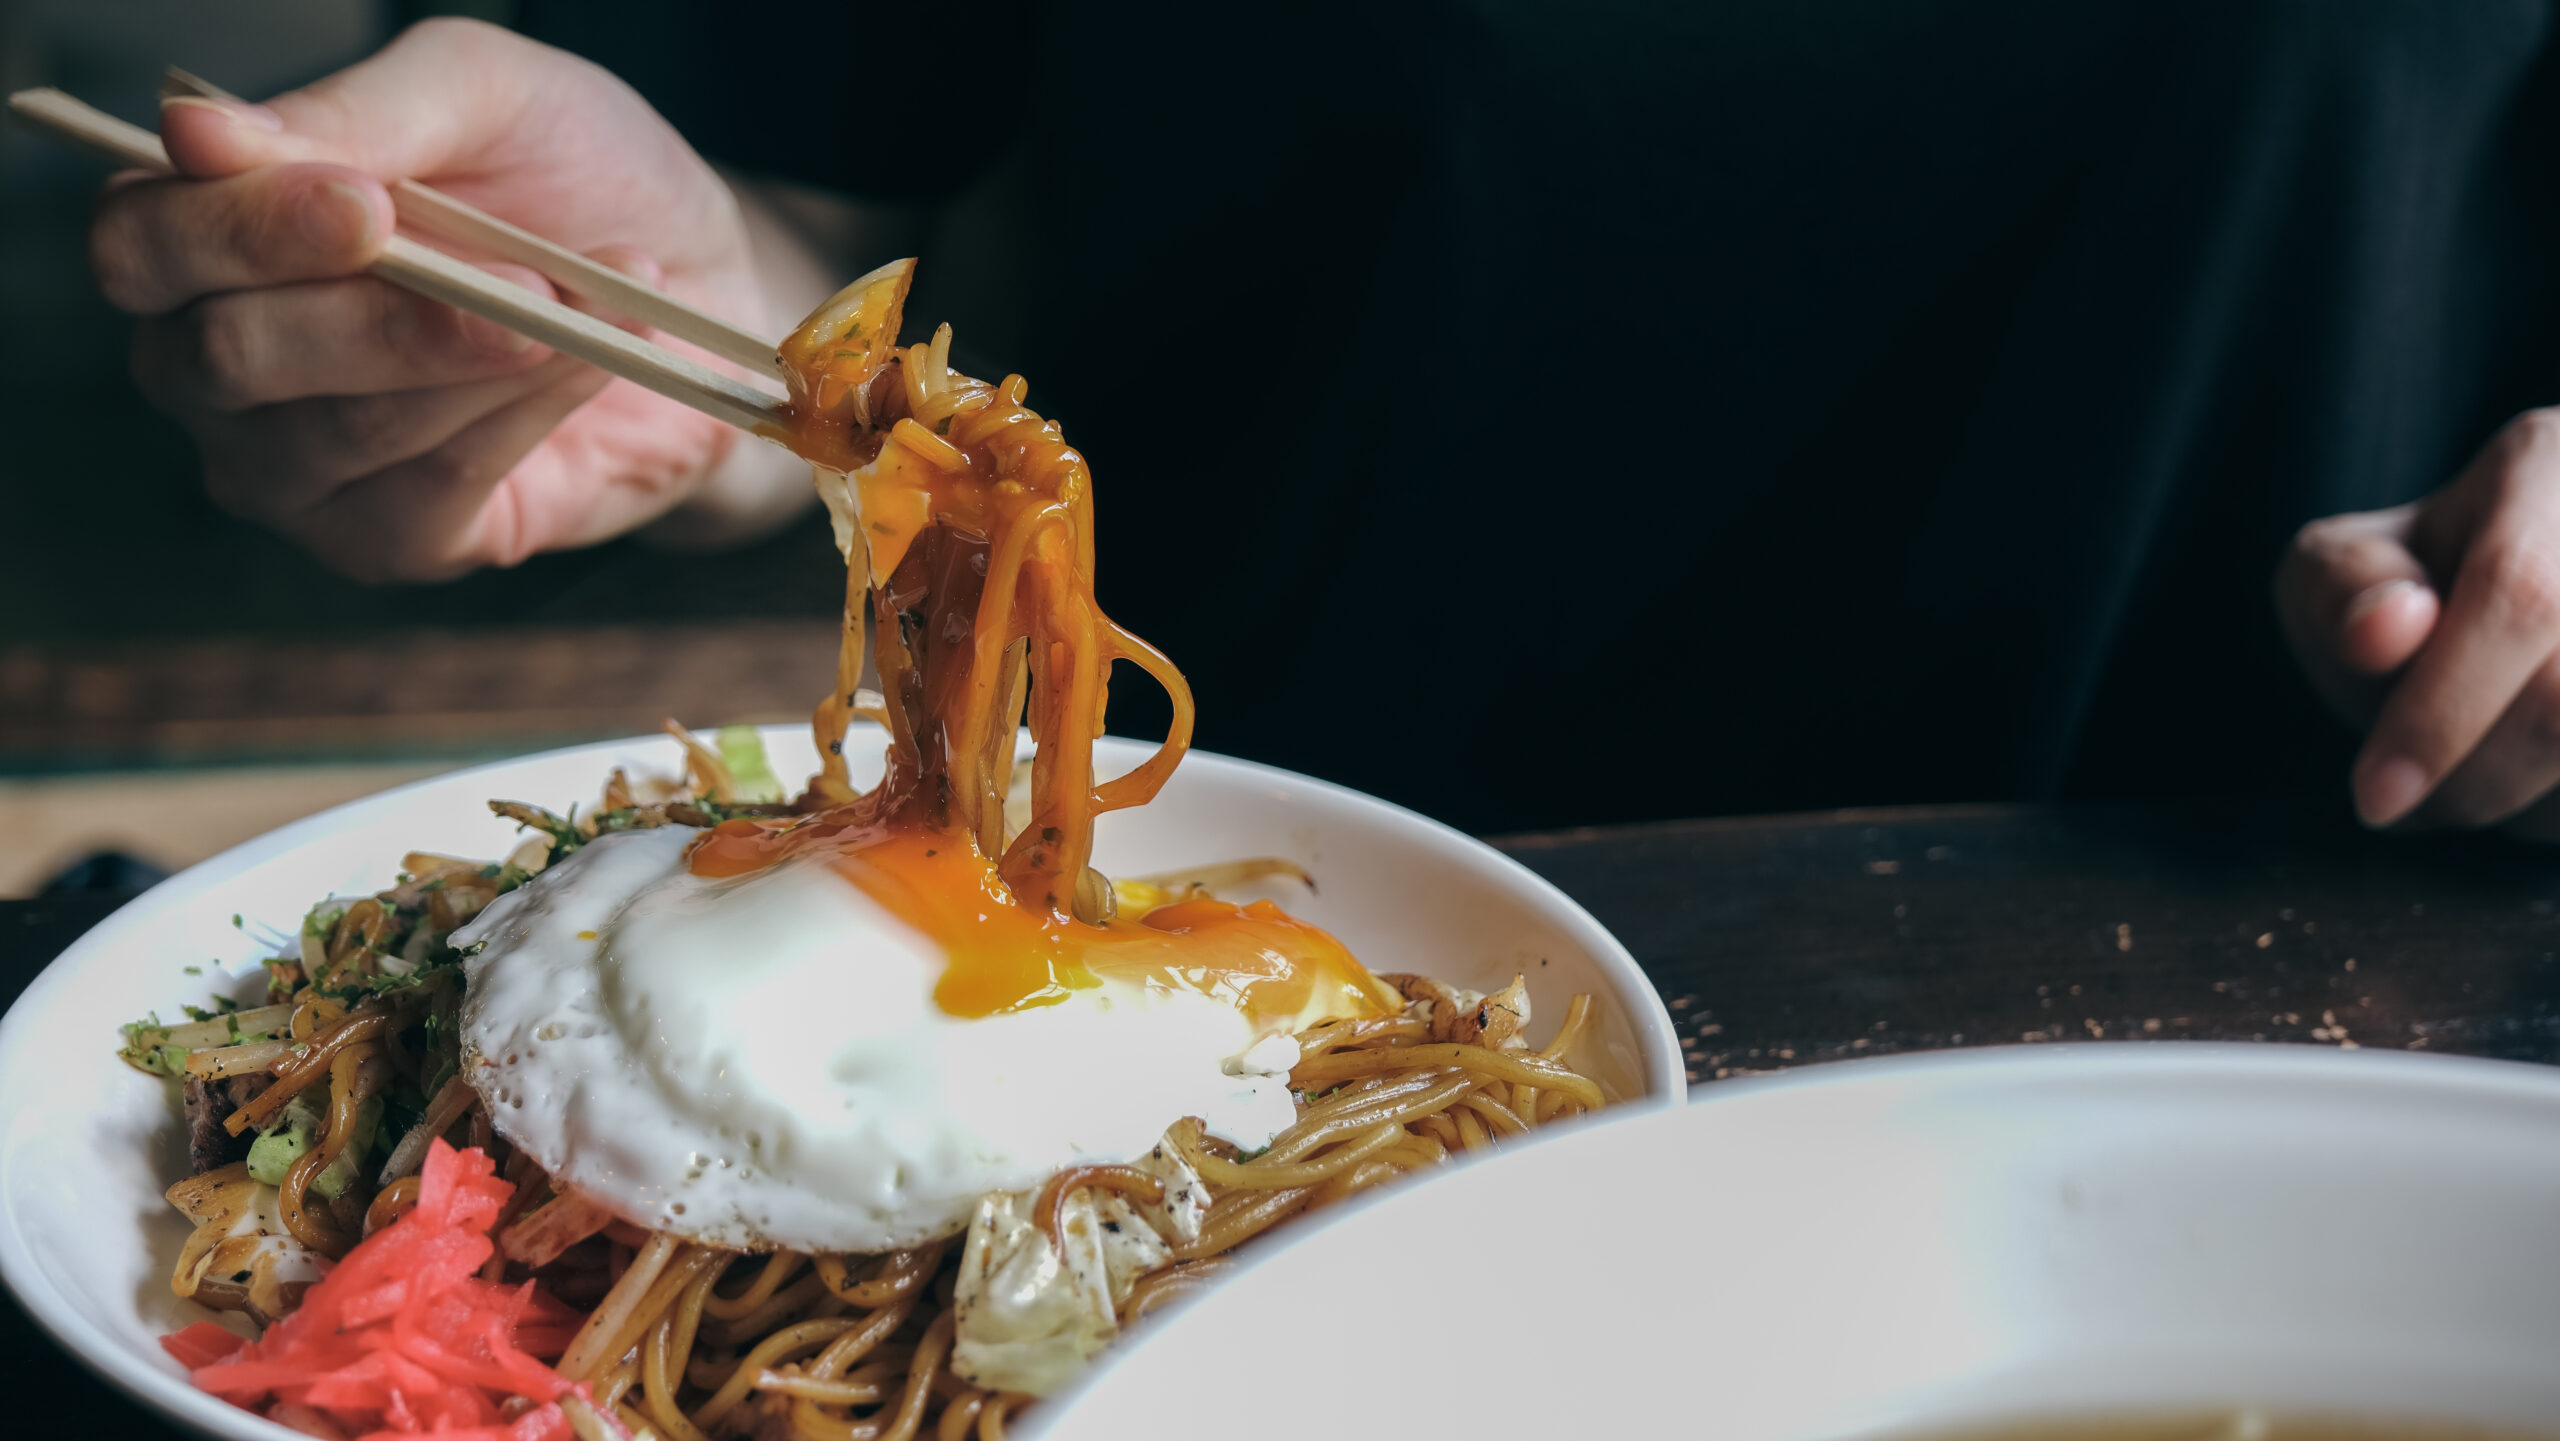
[11,0,2560,850]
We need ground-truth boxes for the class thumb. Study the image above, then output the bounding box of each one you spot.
[162,19,556,183]
[2279,505,2439,672]
[157,95,298,179]
[2337,573,2439,678]
[2275,504,2442,723]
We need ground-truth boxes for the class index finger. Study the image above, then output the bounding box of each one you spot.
[160,20,576,185]
[89,161,389,315]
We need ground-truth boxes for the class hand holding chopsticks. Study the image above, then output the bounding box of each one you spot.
[7,84,792,440]
[157,67,789,384]
[6,20,909,582]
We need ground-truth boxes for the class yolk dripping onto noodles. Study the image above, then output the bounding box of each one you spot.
[724,259,1390,1029]
[691,820,1385,1027]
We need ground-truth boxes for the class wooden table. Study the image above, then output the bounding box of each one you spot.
[10,797,2558,1436]
[1502,797,2560,1076]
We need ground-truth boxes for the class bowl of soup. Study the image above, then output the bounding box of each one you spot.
[1029,1044,2560,1439]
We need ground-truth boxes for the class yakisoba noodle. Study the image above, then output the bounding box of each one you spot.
[123,261,1611,1440]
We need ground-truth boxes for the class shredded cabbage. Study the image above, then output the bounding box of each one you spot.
[717,724,785,803]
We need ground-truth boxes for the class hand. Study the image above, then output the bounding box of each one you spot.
[86,19,815,581]
[2275,408,2560,837]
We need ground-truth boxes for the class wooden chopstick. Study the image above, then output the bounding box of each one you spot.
[159,67,788,387]
[5,86,790,441]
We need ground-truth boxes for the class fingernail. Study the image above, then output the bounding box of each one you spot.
[162,95,285,132]
[2344,578,2419,626]
[2355,753,2430,828]
[297,181,376,255]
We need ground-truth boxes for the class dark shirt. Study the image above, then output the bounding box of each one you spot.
[526,0,2560,834]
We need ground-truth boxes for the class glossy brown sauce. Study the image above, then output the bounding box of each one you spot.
[689,818,1382,1025]
[710,262,1386,1026]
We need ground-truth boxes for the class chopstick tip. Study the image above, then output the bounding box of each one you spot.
[7,87,67,118]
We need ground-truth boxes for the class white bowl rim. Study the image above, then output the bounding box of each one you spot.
[0,727,1683,1439]
[1027,1038,2560,1439]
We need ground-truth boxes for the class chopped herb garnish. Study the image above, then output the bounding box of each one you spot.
[490,799,582,853]
[369,958,455,995]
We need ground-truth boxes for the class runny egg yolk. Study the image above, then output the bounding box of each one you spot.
[688,817,1389,1032]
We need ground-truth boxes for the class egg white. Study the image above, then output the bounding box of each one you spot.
[453,826,1300,1253]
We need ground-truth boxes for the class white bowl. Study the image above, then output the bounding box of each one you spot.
[1036,1043,2560,1439]
[0,726,1681,1439]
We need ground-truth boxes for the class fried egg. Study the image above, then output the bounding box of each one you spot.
[453,825,1368,1253]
